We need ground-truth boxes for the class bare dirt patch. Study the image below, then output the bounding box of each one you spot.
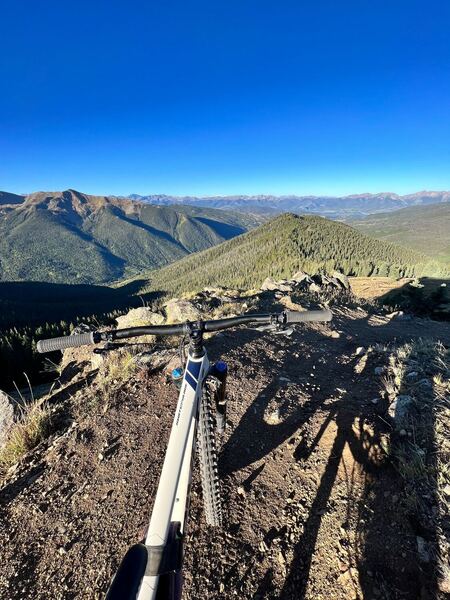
[349,277,412,299]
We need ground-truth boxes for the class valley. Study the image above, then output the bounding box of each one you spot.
[351,202,450,264]
[0,190,262,284]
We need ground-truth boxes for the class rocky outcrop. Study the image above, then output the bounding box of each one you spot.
[0,391,14,448]
[260,270,351,295]
[164,298,202,323]
[115,307,165,328]
[261,277,293,292]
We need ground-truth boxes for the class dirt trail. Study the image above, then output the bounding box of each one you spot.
[0,305,448,599]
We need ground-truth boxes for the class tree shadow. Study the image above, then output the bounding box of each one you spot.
[379,277,450,322]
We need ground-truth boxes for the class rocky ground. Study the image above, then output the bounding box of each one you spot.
[0,275,449,599]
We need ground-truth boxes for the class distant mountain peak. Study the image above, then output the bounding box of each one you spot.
[123,190,450,218]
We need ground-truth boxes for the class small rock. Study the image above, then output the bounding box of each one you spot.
[237,486,246,497]
[91,352,105,370]
[406,371,418,379]
[438,573,450,594]
[416,536,430,563]
[266,409,281,424]
[388,395,413,426]
[371,398,378,404]
[0,390,15,449]
[374,366,384,375]
[58,547,67,555]
[418,378,432,388]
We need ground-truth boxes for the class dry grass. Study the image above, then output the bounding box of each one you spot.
[348,276,412,299]
[0,401,52,472]
[97,350,137,406]
[384,338,450,593]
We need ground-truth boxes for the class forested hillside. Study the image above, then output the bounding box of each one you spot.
[0,190,261,284]
[352,202,450,263]
[134,213,445,296]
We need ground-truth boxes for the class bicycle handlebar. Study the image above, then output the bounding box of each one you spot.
[285,309,332,323]
[36,309,332,354]
[37,331,99,354]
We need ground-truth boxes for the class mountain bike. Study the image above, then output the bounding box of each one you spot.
[37,308,332,600]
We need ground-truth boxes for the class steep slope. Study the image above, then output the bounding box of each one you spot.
[0,190,261,284]
[133,213,445,297]
[127,191,450,218]
[352,203,450,263]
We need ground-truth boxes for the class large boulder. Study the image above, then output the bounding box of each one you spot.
[279,296,306,311]
[261,277,293,292]
[291,270,309,283]
[115,307,165,328]
[164,299,202,324]
[332,271,350,290]
[115,307,166,346]
[309,282,322,294]
[0,390,15,448]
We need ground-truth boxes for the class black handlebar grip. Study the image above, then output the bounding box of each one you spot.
[285,309,332,324]
[37,331,97,353]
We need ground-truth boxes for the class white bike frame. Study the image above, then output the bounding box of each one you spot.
[137,349,210,600]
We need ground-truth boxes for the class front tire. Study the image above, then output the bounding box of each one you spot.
[197,384,222,527]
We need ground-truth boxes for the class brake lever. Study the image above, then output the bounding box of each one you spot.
[253,324,294,336]
[93,341,129,354]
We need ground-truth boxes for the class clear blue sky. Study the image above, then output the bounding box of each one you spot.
[1,0,450,196]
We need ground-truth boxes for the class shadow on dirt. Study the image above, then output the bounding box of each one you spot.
[213,308,446,599]
[380,277,450,322]
[355,340,447,600]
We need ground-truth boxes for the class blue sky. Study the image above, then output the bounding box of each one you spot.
[1,0,450,196]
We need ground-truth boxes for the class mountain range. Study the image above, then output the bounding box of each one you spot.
[1,188,448,291]
[0,190,262,284]
[123,190,450,219]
